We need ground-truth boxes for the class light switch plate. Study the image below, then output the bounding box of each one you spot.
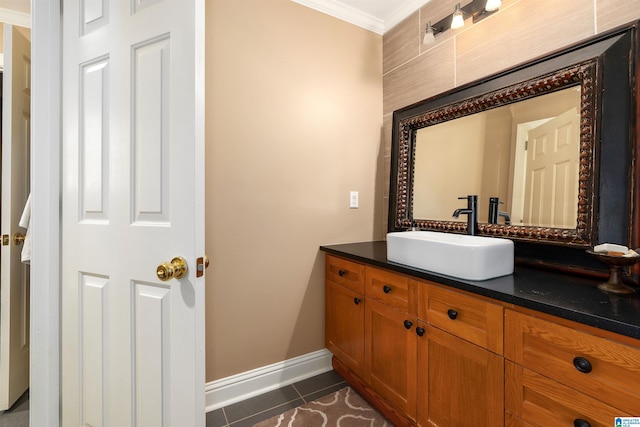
[350,191,358,208]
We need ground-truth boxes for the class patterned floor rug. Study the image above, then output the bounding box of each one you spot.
[253,386,391,427]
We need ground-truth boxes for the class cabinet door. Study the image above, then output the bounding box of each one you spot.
[326,281,365,376]
[417,324,504,427]
[365,298,417,419]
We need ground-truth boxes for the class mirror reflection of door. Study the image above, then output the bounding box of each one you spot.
[521,107,580,228]
[411,86,581,228]
[0,23,31,410]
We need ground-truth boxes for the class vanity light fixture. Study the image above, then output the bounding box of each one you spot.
[484,0,502,12]
[423,21,436,45]
[424,0,502,44]
[450,3,465,29]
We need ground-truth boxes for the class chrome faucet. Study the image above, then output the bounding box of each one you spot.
[488,197,511,225]
[452,195,478,236]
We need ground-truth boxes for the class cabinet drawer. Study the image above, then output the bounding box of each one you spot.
[325,255,364,293]
[505,310,640,415]
[365,266,410,312]
[421,284,503,354]
[506,361,632,427]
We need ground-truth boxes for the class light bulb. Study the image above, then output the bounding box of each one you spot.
[423,31,435,44]
[423,23,435,45]
[451,4,464,30]
[485,0,502,12]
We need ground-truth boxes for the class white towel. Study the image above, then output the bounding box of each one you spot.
[18,193,31,264]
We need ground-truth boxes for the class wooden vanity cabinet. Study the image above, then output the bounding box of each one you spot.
[325,254,505,426]
[325,253,640,426]
[505,309,640,426]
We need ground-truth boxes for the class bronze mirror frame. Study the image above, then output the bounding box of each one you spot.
[394,63,596,245]
[388,21,639,274]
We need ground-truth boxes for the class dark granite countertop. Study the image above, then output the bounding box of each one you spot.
[320,241,640,341]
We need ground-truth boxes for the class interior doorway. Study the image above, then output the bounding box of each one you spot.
[0,22,31,413]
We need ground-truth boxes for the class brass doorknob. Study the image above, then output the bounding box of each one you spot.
[12,233,25,245]
[156,257,188,281]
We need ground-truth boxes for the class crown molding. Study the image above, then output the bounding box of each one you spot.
[292,0,384,34]
[0,7,30,28]
[292,0,430,34]
[383,0,432,32]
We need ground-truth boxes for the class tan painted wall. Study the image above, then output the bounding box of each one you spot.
[382,0,640,230]
[413,114,486,219]
[205,0,383,381]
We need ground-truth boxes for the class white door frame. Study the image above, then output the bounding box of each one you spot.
[31,2,61,426]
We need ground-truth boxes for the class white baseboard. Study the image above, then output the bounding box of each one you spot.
[205,348,333,412]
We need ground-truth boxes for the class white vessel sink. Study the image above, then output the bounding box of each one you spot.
[386,231,514,281]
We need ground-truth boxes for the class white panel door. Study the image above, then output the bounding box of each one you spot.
[0,24,31,411]
[523,107,580,228]
[61,0,205,426]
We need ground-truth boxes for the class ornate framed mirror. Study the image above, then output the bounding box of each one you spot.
[388,21,639,273]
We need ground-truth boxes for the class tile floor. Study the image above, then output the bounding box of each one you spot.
[206,370,347,427]
[0,370,346,427]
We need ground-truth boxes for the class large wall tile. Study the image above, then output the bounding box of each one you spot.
[456,0,594,86]
[383,113,392,158]
[383,11,420,74]
[382,114,393,231]
[597,0,640,33]
[384,38,455,114]
[383,196,389,233]
[421,0,472,25]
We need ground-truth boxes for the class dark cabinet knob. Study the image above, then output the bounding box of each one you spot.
[404,320,413,329]
[383,285,392,293]
[416,327,425,337]
[574,419,591,427]
[573,357,592,374]
[447,309,458,320]
[354,297,361,305]
[338,269,347,277]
